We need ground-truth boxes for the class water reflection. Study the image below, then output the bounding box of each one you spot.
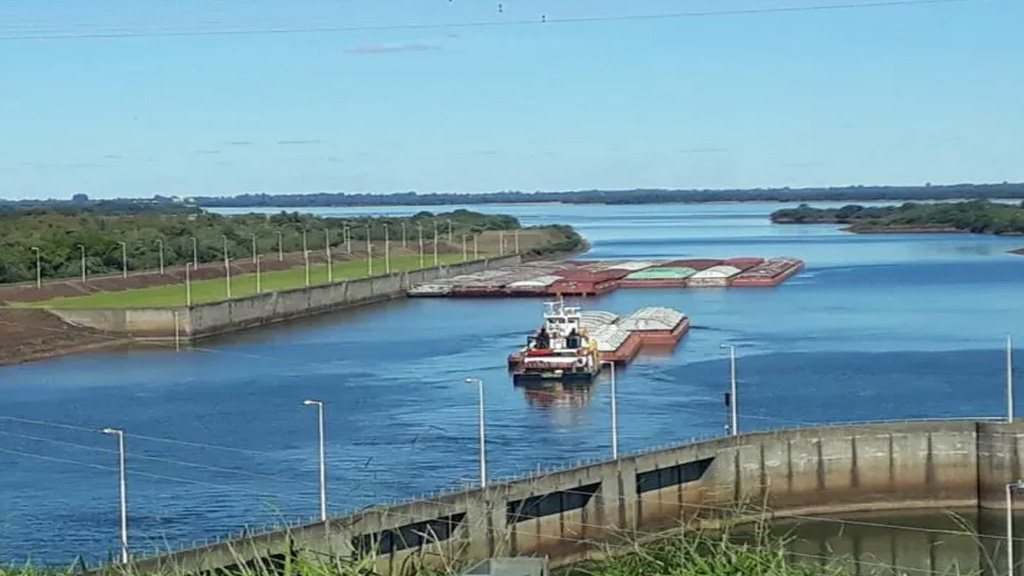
[768,509,1024,576]
[518,381,594,409]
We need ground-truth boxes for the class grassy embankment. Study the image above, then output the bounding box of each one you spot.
[12,254,470,308]
[0,524,934,576]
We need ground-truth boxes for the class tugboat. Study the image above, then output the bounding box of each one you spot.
[508,299,601,385]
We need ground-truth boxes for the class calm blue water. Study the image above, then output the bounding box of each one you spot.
[2,202,1023,564]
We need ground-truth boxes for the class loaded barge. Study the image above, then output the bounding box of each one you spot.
[508,299,690,384]
[408,256,804,298]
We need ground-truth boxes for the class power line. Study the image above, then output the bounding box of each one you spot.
[0,429,321,488]
[0,0,976,42]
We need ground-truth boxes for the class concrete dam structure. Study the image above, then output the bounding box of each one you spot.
[117,419,1024,575]
[47,256,522,341]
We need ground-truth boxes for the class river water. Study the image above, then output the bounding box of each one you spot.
[2,202,1023,568]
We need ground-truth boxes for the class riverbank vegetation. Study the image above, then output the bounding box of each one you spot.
[771,199,1024,236]
[6,184,1024,212]
[0,524,924,576]
[185,182,1024,207]
[0,208,528,285]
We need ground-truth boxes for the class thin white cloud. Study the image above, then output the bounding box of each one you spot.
[347,42,438,55]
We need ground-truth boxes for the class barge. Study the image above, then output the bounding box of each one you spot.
[408,256,805,298]
[508,301,690,384]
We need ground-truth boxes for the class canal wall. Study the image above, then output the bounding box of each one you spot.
[119,419,1024,575]
[50,256,521,340]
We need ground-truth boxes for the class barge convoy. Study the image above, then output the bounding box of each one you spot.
[409,256,803,297]
[508,299,690,385]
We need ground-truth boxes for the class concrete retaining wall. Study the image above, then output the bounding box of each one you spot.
[121,419,1024,576]
[50,256,521,340]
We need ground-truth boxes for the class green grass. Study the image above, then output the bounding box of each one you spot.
[16,254,471,309]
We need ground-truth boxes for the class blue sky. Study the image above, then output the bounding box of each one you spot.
[1,0,1021,199]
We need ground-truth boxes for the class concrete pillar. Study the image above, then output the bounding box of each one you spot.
[464,489,504,560]
[976,421,1024,509]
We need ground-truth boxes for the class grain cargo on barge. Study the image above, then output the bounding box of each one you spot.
[408,256,805,298]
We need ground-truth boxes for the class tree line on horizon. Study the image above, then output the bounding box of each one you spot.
[4,182,1024,209]
[771,199,1024,235]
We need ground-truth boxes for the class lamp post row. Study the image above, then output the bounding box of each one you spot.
[95,337,1017,565]
[30,224,492,293]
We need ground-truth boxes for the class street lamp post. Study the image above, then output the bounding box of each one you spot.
[30,247,41,289]
[185,263,193,306]
[474,235,479,260]
[277,231,284,262]
[447,219,453,243]
[365,224,372,276]
[256,255,262,293]
[325,229,333,283]
[600,361,619,459]
[401,222,407,248]
[302,230,310,287]
[302,400,327,522]
[465,378,488,488]
[721,344,738,436]
[344,225,351,254]
[514,229,520,254]
[191,237,198,270]
[1009,334,1015,423]
[1009,479,1024,576]
[418,223,424,267]
[156,239,165,275]
[118,241,128,279]
[384,224,391,274]
[462,235,468,261]
[222,236,232,299]
[433,226,439,266]
[78,244,87,284]
[101,427,129,565]
[499,231,505,256]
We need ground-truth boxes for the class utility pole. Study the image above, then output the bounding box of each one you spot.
[721,344,738,436]
[302,400,328,522]
[277,231,284,262]
[433,226,439,266]
[447,219,453,243]
[365,224,372,276]
[222,236,232,298]
[156,239,165,275]
[302,230,310,287]
[401,222,407,248]
[191,237,198,270]
[251,233,257,265]
[31,247,41,289]
[384,224,391,274]
[78,244,86,284]
[101,428,129,565]
[1009,334,1016,423]
[325,229,333,283]
[185,263,193,306]
[465,378,487,487]
[418,223,424,268]
[474,235,479,260]
[118,241,128,279]
[463,235,468,261]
